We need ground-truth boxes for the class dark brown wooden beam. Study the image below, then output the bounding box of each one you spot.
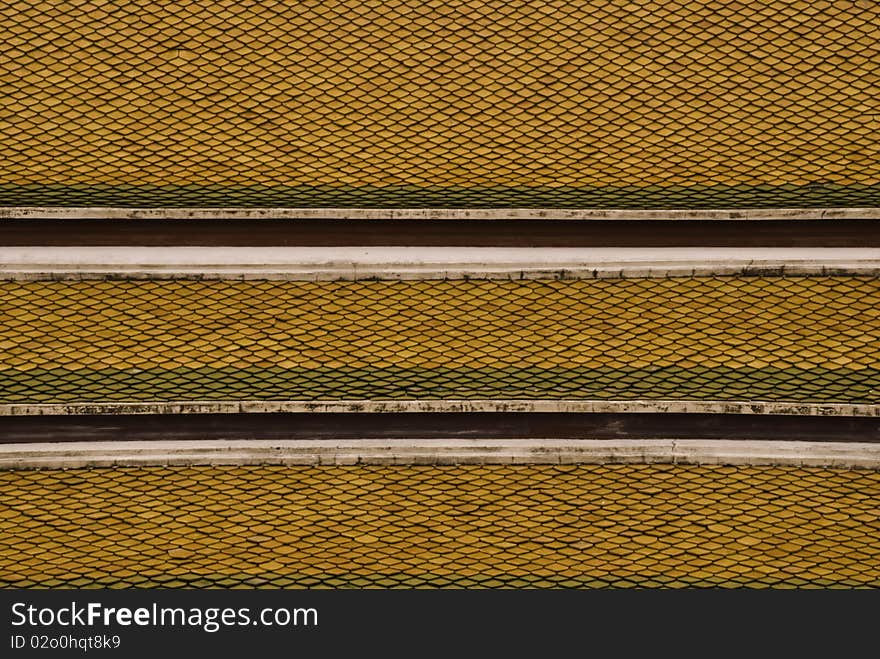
[0,219,877,247]
[0,412,876,443]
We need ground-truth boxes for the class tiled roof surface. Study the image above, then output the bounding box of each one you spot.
[2,0,879,208]
[1,277,877,404]
[2,464,878,588]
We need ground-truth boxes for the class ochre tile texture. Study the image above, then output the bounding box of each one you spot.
[1,0,879,207]
[1,277,878,403]
[1,465,878,588]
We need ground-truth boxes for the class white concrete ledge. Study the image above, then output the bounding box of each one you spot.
[1,246,878,280]
[1,439,878,470]
[1,399,877,417]
[2,207,880,221]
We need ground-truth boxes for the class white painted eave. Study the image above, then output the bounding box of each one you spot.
[1,246,878,280]
[2,439,878,470]
[1,399,877,417]
[2,206,879,221]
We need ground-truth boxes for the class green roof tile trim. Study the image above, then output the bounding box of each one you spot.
[2,183,880,209]
[1,366,878,405]
[8,571,875,589]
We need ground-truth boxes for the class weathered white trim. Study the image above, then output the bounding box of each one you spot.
[1,399,877,417]
[1,439,877,470]
[1,246,878,280]
[1,207,879,221]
